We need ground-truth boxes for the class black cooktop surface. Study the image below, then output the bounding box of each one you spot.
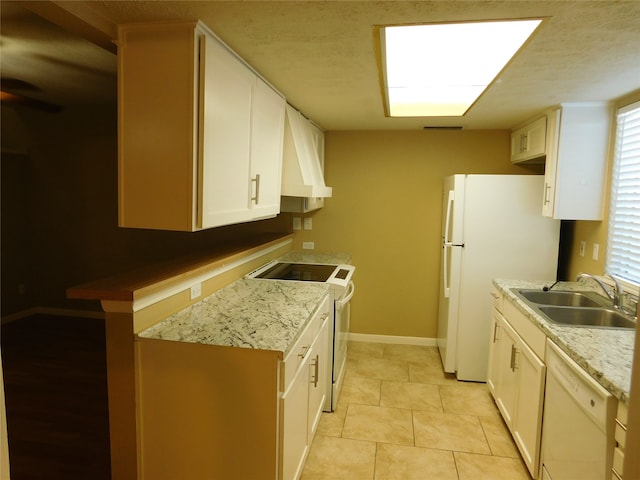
[254,263,336,282]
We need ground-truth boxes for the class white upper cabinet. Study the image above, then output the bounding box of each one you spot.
[249,80,286,219]
[118,21,285,231]
[511,116,547,164]
[542,103,612,220]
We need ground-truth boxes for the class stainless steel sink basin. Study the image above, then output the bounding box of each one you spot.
[538,306,636,329]
[517,289,604,307]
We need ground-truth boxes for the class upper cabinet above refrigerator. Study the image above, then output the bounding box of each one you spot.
[511,103,612,220]
[510,116,547,164]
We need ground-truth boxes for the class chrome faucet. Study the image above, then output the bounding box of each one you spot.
[575,273,623,308]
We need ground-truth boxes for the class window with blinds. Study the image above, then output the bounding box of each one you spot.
[606,100,640,287]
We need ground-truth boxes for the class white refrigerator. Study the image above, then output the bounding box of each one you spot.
[437,174,560,382]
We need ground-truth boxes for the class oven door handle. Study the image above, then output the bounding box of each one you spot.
[336,281,355,310]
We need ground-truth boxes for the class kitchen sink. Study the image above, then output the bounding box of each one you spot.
[538,306,636,329]
[516,289,605,307]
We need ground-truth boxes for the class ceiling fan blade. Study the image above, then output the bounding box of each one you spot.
[0,90,63,113]
[1,78,41,92]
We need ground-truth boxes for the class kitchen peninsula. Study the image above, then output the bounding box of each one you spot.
[66,234,315,480]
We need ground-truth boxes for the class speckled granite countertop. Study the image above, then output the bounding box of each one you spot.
[494,279,636,404]
[139,278,330,356]
[278,251,352,265]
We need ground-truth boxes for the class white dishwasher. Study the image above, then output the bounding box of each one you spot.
[540,339,617,480]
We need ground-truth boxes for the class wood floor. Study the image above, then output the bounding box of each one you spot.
[1,314,111,480]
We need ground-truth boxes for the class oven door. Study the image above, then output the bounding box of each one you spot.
[331,280,355,409]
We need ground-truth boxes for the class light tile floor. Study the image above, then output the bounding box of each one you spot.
[300,341,531,480]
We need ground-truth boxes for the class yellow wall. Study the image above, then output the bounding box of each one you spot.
[292,130,534,338]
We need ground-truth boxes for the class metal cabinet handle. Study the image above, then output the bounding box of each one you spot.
[298,345,310,359]
[611,467,623,480]
[510,345,518,371]
[492,322,500,343]
[543,183,551,205]
[310,354,319,387]
[251,174,261,204]
[615,418,628,432]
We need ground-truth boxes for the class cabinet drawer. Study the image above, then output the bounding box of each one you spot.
[613,446,624,477]
[616,401,628,449]
[617,401,628,424]
[503,299,546,359]
[282,294,330,388]
[615,419,627,448]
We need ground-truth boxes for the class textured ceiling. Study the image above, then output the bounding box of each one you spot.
[1,1,639,130]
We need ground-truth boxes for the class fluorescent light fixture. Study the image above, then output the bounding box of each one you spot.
[381,19,542,117]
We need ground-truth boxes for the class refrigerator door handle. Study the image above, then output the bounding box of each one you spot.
[443,244,451,298]
[444,190,455,244]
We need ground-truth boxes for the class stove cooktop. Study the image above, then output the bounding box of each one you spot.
[253,262,337,282]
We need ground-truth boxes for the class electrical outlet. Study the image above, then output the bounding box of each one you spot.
[592,243,600,261]
[293,217,302,230]
[579,241,586,257]
[302,241,315,250]
[190,283,202,300]
[304,218,313,230]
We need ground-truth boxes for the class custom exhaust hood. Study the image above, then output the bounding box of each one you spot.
[281,104,332,198]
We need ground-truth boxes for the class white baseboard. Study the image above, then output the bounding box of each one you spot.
[1,307,105,324]
[348,332,438,347]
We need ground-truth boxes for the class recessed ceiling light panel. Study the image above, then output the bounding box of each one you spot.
[381,19,542,117]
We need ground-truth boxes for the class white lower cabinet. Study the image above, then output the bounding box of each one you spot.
[613,402,628,479]
[135,294,330,480]
[281,301,329,480]
[281,358,312,480]
[487,293,546,479]
[511,331,546,474]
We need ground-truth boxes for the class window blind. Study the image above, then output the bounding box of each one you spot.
[606,100,640,286]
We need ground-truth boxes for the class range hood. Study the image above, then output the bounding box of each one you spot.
[281,104,332,198]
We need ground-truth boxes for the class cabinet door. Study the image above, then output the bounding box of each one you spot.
[542,103,611,220]
[281,353,310,480]
[307,317,329,442]
[249,79,285,219]
[526,116,547,159]
[486,309,502,397]
[199,33,254,229]
[511,126,527,163]
[512,336,546,479]
[511,116,546,163]
[542,108,560,217]
[495,316,519,429]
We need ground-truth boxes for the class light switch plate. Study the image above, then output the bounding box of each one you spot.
[304,218,313,230]
[293,217,302,230]
[302,242,315,250]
